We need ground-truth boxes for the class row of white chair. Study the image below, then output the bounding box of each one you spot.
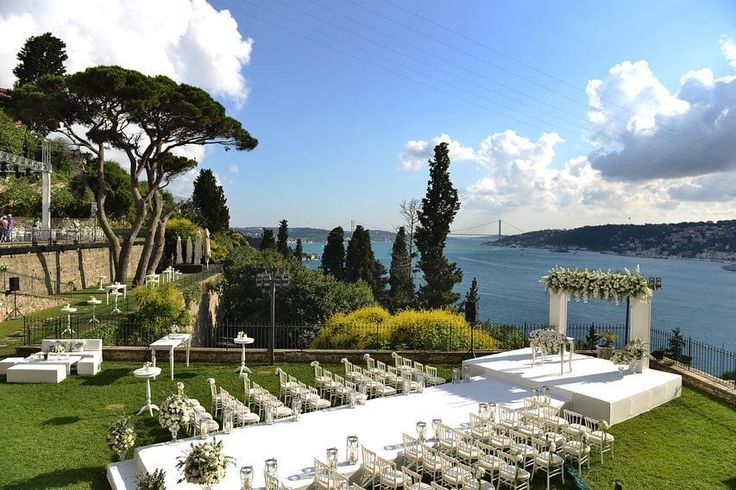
[275,367,332,410]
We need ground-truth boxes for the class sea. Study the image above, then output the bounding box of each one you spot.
[303,237,736,350]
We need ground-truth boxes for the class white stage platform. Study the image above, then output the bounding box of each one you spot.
[463,348,682,426]
[108,376,566,490]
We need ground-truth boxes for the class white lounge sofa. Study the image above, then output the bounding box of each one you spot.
[41,339,103,376]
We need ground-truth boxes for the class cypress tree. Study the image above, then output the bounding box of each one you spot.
[276,219,290,257]
[259,228,276,250]
[13,32,67,87]
[388,226,414,311]
[294,238,303,262]
[345,226,386,301]
[414,142,463,308]
[191,169,230,233]
[321,226,345,278]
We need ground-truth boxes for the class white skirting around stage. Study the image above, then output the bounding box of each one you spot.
[463,348,682,426]
[108,376,566,490]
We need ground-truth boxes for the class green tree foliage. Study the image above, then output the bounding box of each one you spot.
[0,108,28,154]
[345,225,387,302]
[276,219,290,258]
[259,228,276,251]
[414,142,462,308]
[13,32,67,87]
[321,226,345,279]
[388,226,413,311]
[5,65,257,283]
[221,247,374,325]
[294,238,303,262]
[83,162,133,221]
[0,179,40,216]
[191,168,230,233]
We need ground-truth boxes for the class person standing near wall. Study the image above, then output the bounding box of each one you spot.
[0,215,8,242]
[7,214,13,242]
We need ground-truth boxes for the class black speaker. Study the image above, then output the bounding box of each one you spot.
[464,300,478,323]
[8,277,20,292]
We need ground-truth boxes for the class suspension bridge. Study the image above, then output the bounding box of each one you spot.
[343,218,526,240]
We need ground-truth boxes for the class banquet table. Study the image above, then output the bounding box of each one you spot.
[149,333,191,380]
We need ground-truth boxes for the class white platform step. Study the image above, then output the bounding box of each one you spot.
[107,459,138,490]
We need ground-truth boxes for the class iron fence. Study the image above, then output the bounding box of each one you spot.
[651,327,735,388]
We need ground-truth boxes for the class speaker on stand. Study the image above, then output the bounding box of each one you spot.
[465,300,478,357]
[6,276,22,319]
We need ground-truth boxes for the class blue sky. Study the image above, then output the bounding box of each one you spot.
[2,0,735,233]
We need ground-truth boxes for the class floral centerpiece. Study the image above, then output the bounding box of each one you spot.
[106,416,136,460]
[237,331,245,339]
[529,328,567,354]
[53,343,66,354]
[541,266,651,304]
[177,439,234,486]
[142,361,153,372]
[610,338,649,373]
[159,393,192,440]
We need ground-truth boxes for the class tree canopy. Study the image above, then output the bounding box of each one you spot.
[388,226,413,311]
[276,219,290,258]
[191,168,230,233]
[321,226,345,279]
[259,228,276,250]
[414,142,462,307]
[13,32,67,87]
[345,225,387,301]
[4,65,257,283]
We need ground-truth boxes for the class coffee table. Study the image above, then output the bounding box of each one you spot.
[30,354,83,375]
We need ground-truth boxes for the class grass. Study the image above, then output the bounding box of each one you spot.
[0,362,734,489]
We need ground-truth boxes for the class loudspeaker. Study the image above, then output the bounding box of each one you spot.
[8,277,20,292]
[464,300,478,323]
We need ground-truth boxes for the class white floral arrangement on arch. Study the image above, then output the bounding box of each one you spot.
[106,416,136,454]
[529,328,567,354]
[177,438,234,485]
[541,266,652,304]
[158,393,191,432]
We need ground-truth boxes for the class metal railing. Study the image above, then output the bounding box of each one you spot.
[651,328,735,388]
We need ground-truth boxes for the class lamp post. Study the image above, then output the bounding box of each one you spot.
[256,271,289,365]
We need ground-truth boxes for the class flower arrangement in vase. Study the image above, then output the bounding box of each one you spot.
[159,393,192,441]
[135,468,167,490]
[177,439,234,486]
[106,416,136,461]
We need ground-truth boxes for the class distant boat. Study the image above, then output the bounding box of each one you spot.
[552,247,570,253]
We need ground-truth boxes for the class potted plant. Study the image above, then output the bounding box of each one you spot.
[623,338,649,373]
[596,331,617,360]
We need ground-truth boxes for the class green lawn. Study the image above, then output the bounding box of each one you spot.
[0,362,733,490]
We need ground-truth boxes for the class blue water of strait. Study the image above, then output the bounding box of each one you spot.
[303,237,736,349]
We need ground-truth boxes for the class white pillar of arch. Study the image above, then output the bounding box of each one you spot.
[548,291,570,336]
[41,170,51,229]
[629,298,652,370]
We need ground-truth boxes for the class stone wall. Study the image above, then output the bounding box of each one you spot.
[0,244,143,295]
[1,293,68,320]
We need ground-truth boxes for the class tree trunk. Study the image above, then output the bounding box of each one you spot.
[147,198,180,275]
[133,190,163,286]
[92,145,122,278]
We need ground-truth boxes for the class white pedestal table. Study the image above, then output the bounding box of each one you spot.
[233,336,255,375]
[134,367,162,416]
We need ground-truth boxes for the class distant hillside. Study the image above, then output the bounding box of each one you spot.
[494,220,736,260]
[233,227,396,243]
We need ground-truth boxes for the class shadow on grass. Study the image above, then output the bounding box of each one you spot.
[82,368,131,386]
[723,476,736,488]
[4,465,107,490]
[42,415,80,426]
[173,372,196,380]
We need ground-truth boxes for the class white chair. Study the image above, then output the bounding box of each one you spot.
[438,454,472,489]
[455,432,480,464]
[304,386,331,411]
[584,417,614,463]
[421,444,444,481]
[402,466,431,490]
[475,441,502,489]
[562,409,587,438]
[469,413,494,442]
[425,366,446,386]
[313,458,333,490]
[206,378,223,418]
[497,451,530,490]
[498,406,520,433]
[377,456,404,490]
[509,430,537,470]
[402,433,423,472]
[561,431,590,473]
[361,446,379,489]
[531,437,564,490]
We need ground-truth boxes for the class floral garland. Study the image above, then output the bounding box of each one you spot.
[158,394,191,432]
[106,417,136,454]
[529,328,568,354]
[177,439,234,485]
[541,266,651,304]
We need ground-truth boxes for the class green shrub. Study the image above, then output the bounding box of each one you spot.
[480,323,525,350]
[310,306,392,349]
[721,370,735,381]
[181,284,203,307]
[129,284,190,342]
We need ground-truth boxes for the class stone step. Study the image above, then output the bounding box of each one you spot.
[107,459,139,490]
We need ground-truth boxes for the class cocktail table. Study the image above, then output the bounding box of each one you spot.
[134,367,162,416]
[234,335,255,376]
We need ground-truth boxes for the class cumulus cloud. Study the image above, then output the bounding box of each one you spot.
[586,59,736,181]
[0,0,253,103]
[229,164,239,173]
[721,37,736,69]
[400,133,476,170]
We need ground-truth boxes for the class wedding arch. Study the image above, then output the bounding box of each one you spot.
[541,266,653,369]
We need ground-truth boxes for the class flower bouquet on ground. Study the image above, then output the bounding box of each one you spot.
[159,393,192,440]
[177,438,234,486]
[106,416,136,461]
[135,468,167,490]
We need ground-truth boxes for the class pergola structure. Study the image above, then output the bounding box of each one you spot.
[0,141,52,229]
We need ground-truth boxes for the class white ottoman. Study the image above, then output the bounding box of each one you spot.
[7,364,67,383]
[0,357,26,376]
[78,359,101,376]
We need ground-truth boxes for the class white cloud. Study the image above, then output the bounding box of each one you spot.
[400,133,476,170]
[0,0,253,103]
[721,37,736,69]
[228,163,239,173]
